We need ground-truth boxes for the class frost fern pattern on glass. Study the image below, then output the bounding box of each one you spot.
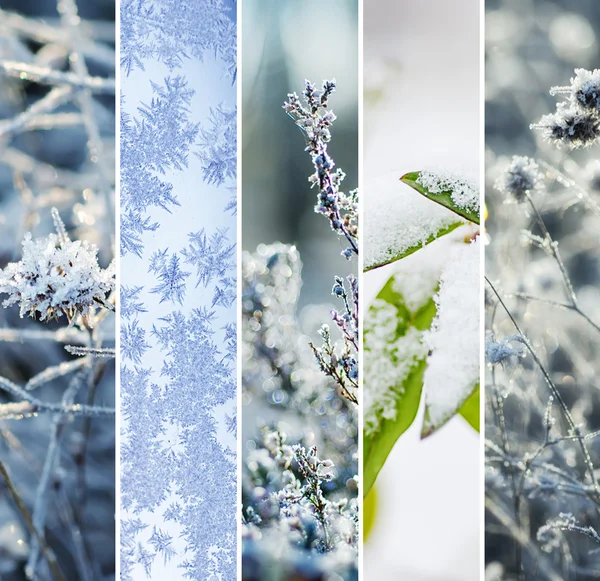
[120,0,237,579]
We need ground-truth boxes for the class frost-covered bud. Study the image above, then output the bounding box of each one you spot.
[485,334,525,365]
[532,102,600,149]
[495,156,544,203]
[332,281,345,297]
[0,210,114,322]
[551,69,600,112]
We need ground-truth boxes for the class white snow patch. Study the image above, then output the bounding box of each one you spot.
[423,238,480,429]
[365,172,462,270]
[416,168,479,213]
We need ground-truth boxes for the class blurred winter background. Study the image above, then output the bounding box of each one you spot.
[486,1,600,579]
[0,0,115,579]
[364,1,480,580]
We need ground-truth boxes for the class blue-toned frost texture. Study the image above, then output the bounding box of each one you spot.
[119,0,237,579]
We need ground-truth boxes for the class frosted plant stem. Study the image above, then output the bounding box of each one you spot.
[0,60,115,93]
[58,0,114,234]
[0,86,73,139]
[486,277,600,501]
[57,489,94,581]
[524,193,600,333]
[489,363,523,580]
[74,325,105,527]
[525,193,577,305]
[0,327,88,344]
[486,492,564,581]
[538,160,600,216]
[26,369,89,577]
[0,375,115,417]
[510,292,600,335]
[0,459,66,581]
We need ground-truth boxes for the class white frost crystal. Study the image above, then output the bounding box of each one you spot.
[422,238,480,431]
[0,215,114,321]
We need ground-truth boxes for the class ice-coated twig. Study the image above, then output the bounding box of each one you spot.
[58,0,114,232]
[25,357,89,391]
[26,369,89,576]
[283,79,358,258]
[0,459,67,581]
[0,376,115,417]
[0,60,115,93]
[0,86,73,139]
[65,345,115,357]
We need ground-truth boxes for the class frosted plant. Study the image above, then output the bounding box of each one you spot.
[486,61,600,578]
[363,163,480,495]
[242,82,358,580]
[284,80,359,405]
[0,2,116,578]
[0,209,114,324]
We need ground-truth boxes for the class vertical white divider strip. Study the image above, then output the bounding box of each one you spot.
[114,0,121,576]
[358,0,365,578]
[479,0,486,579]
[236,0,243,578]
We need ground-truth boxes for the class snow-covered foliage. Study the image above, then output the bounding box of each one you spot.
[119,0,237,579]
[242,82,358,580]
[486,3,600,577]
[363,167,480,493]
[0,2,116,577]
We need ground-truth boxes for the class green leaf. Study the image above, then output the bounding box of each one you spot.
[364,220,463,272]
[364,486,377,541]
[459,384,480,432]
[363,275,438,497]
[421,381,479,439]
[401,172,480,225]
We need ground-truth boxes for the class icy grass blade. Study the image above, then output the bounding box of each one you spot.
[458,384,480,432]
[363,270,439,496]
[401,171,480,225]
[365,173,464,272]
[420,238,480,438]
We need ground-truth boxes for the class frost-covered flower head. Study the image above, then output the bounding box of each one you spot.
[532,70,600,149]
[0,209,114,322]
[532,102,600,149]
[495,156,544,203]
[485,334,525,366]
[551,69,600,112]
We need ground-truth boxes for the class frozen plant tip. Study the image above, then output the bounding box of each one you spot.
[550,69,600,112]
[283,79,358,258]
[495,156,544,203]
[0,208,114,323]
[532,69,600,149]
[485,334,525,365]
